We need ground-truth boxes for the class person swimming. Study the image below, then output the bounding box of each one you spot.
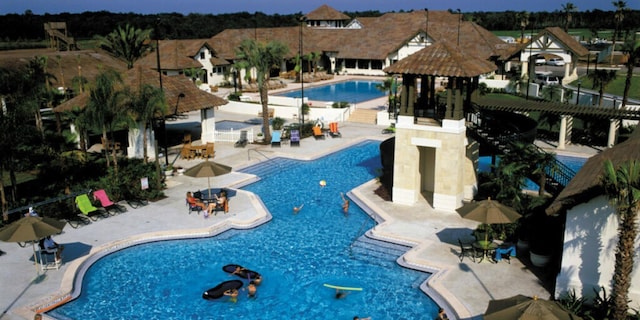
[340,192,350,215]
[293,204,304,214]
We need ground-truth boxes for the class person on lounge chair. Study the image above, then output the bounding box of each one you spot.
[186,192,215,215]
[213,190,228,212]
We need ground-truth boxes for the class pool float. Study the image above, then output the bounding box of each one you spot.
[223,264,261,280]
[319,180,327,187]
[202,280,243,300]
[323,283,363,291]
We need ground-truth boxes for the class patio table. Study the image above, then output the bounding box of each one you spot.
[473,241,498,263]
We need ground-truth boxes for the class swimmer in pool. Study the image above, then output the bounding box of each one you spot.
[293,204,304,214]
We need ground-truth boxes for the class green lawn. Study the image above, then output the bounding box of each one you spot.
[570,73,640,101]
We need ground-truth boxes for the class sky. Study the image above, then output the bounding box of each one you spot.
[1,0,639,15]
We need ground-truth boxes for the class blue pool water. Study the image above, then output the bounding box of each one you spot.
[277,80,385,103]
[479,154,588,191]
[50,141,438,319]
[215,120,255,131]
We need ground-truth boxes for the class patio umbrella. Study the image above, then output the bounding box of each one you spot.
[0,216,66,274]
[184,160,232,198]
[456,197,521,243]
[484,295,582,320]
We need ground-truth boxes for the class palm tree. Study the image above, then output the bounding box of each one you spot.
[620,34,640,108]
[183,67,204,85]
[375,77,397,113]
[587,69,617,106]
[561,3,577,32]
[85,69,125,172]
[516,11,529,43]
[127,84,167,163]
[601,159,640,320]
[25,56,56,138]
[610,1,628,65]
[96,24,153,69]
[236,39,289,143]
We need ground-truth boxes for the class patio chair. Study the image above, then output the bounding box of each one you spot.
[38,239,61,270]
[290,129,300,147]
[75,194,107,221]
[203,142,215,159]
[312,126,325,140]
[271,130,282,147]
[458,239,476,263]
[329,122,342,138]
[235,130,248,148]
[93,189,127,215]
[181,143,193,160]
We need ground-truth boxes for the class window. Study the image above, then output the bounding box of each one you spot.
[371,60,383,70]
[200,52,205,59]
[357,60,369,69]
[345,59,356,68]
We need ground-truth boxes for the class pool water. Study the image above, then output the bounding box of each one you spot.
[215,120,255,131]
[479,154,588,191]
[49,141,438,319]
[277,80,385,103]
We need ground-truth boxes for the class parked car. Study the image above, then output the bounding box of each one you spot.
[546,58,565,66]
[534,56,546,65]
[535,74,560,86]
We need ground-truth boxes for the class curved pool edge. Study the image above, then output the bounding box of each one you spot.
[20,190,272,319]
[349,180,473,320]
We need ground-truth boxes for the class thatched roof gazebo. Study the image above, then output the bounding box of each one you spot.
[384,40,496,123]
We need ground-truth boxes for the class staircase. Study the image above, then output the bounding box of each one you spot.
[238,157,303,178]
[347,109,378,124]
[44,22,76,51]
[348,234,411,268]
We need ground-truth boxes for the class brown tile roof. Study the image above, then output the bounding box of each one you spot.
[135,39,205,71]
[209,10,505,63]
[305,4,350,21]
[546,128,640,216]
[383,40,496,77]
[53,66,227,115]
[505,27,589,61]
[0,48,127,91]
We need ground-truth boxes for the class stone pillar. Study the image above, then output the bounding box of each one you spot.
[399,78,409,116]
[126,122,155,159]
[454,78,464,120]
[446,77,453,119]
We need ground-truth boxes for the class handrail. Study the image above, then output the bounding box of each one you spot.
[466,111,575,196]
[5,189,91,217]
[247,148,270,162]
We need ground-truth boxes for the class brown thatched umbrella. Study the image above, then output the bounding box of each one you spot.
[184,160,232,198]
[484,295,582,320]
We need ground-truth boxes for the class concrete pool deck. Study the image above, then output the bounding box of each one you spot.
[1,100,599,320]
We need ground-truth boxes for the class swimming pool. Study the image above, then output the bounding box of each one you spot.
[49,141,438,319]
[215,120,255,131]
[277,80,385,103]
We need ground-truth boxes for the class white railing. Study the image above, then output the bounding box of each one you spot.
[214,128,255,143]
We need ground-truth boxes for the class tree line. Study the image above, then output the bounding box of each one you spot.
[0,8,638,44]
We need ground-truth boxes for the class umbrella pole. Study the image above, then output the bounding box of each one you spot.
[208,177,212,198]
[32,243,40,275]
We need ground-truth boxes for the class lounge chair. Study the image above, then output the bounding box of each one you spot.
[93,189,127,215]
[75,194,107,221]
[290,129,300,147]
[203,142,215,159]
[234,130,248,148]
[312,126,325,140]
[271,130,282,147]
[329,122,342,138]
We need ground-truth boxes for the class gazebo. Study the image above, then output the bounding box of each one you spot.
[53,66,228,159]
[383,41,496,211]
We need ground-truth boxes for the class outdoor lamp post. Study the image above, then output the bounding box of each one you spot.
[299,16,306,128]
[576,80,582,105]
[424,8,429,46]
[154,18,169,165]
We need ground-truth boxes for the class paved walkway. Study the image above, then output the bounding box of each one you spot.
[0,86,600,320]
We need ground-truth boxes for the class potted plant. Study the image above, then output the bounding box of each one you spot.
[528,214,554,267]
[256,132,264,143]
[164,164,174,178]
[175,166,185,175]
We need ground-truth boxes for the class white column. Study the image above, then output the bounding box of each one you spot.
[126,122,155,159]
[607,119,619,148]
[558,115,567,149]
[200,108,216,143]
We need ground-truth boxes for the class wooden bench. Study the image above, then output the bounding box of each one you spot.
[258,108,275,118]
